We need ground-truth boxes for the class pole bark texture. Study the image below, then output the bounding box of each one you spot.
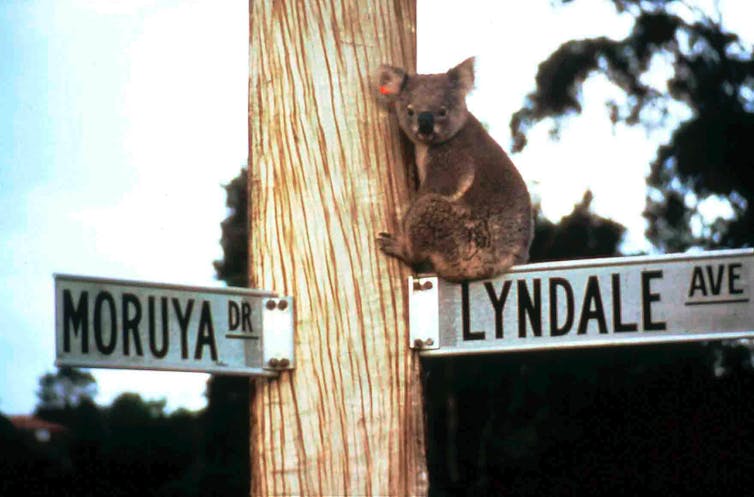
[248,1,426,495]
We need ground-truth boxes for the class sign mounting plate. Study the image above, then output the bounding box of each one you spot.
[54,274,294,376]
[410,249,754,356]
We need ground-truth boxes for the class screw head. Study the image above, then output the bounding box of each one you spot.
[413,281,422,291]
[268,358,280,368]
[425,338,434,346]
[422,281,433,290]
[266,300,277,310]
[413,338,424,349]
[278,358,290,368]
[277,300,288,310]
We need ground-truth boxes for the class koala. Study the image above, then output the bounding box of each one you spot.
[375,57,532,282]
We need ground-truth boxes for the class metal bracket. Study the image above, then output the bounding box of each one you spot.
[408,276,440,350]
[262,296,295,371]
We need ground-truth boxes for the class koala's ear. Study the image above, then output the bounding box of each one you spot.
[374,64,407,103]
[447,57,475,95]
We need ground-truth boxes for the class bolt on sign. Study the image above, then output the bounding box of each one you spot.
[55,275,294,376]
[409,249,754,356]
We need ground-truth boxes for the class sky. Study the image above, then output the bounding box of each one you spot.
[1,0,751,415]
[1,0,248,413]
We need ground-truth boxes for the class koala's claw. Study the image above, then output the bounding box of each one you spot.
[376,232,403,258]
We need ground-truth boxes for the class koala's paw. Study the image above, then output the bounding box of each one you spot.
[376,232,406,259]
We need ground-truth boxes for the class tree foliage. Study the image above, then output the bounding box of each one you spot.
[512,0,754,252]
[529,190,625,262]
[1,369,250,497]
[214,168,248,287]
[424,341,754,495]
[36,366,96,411]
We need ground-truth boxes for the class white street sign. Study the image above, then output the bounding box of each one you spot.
[55,275,294,376]
[410,249,754,356]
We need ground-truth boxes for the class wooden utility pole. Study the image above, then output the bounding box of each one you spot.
[248,1,426,495]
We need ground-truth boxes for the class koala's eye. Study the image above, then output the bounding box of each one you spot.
[406,105,415,117]
[438,107,448,118]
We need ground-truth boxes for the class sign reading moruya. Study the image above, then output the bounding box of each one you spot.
[410,249,754,355]
[55,275,294,376]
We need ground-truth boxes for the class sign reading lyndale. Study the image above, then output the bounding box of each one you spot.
[55,275,294,376]
[415,249,754,356]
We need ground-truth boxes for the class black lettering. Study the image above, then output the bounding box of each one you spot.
[242,302,253,332]
[161,298,170,355]
[461,282,484,341]
[549,278,573,336]
[93,291,117,355]
[228,301,240,331]
[612,274,638,332]
[173,298,194,359]
[149,296,168,358]
[63,290,89,353]
[688,266,707,297]
[195,301,218,360]
[642,270,666,331]
[578,276,607,335]
[485,280,511,339]
[122,293,143,356]
[518,279,542,338]
[706,265,725,295]
[729,263,744,295]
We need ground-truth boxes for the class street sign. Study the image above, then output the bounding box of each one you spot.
[54,274,294,376]
[409,249,754,356]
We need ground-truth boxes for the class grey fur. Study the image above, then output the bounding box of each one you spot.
[375,57,532,282]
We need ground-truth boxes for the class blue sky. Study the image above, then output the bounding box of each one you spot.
[1,0,751,414]
[1,1,249,413]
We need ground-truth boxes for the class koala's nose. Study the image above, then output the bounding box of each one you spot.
[417,112,434,135]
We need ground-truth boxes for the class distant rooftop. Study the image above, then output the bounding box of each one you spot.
[9,415,68,435]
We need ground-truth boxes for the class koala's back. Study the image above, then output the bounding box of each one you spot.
[407,115,532,281]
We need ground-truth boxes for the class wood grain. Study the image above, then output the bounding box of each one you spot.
[248,1,426,495]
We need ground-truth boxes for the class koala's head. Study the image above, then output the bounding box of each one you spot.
[375,57,474,145]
